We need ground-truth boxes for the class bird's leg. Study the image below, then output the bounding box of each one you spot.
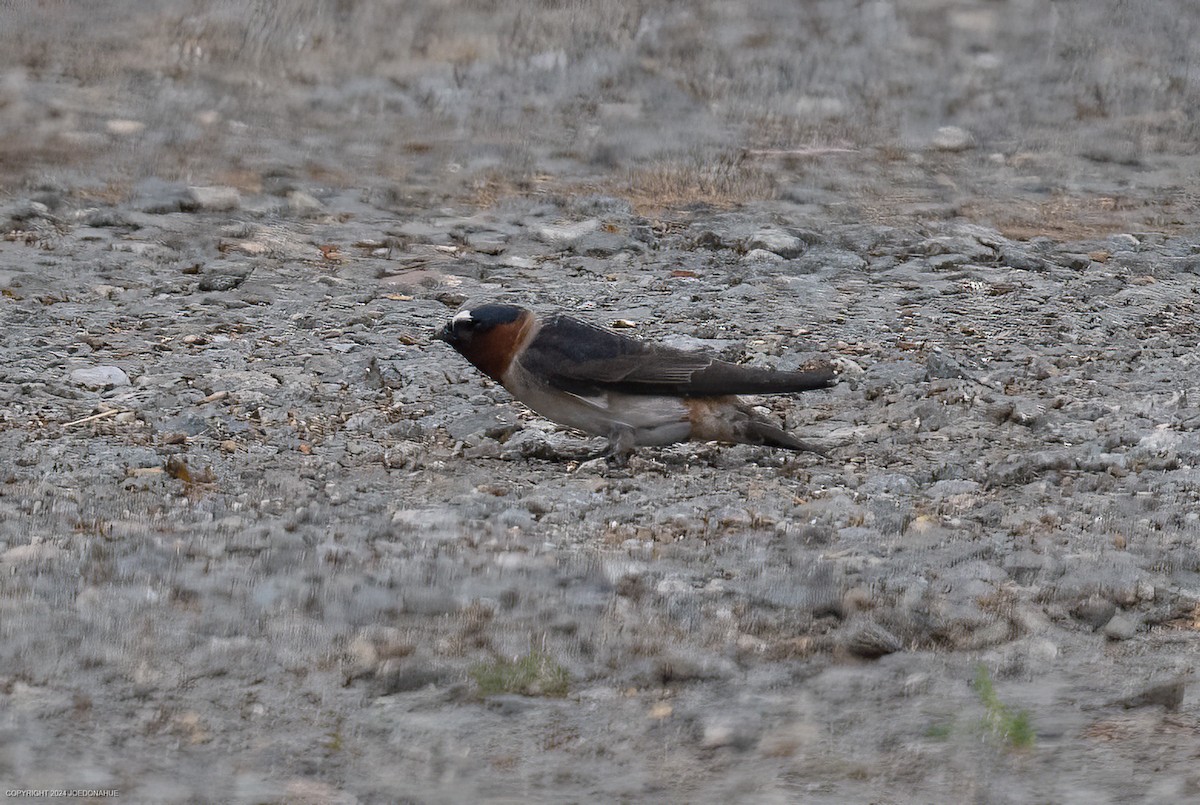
[580,427,632,463]
[587,425,635,467]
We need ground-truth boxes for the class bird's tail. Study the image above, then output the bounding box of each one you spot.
[745,420,827,455]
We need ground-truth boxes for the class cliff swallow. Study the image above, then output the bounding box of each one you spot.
[436,304,836,459]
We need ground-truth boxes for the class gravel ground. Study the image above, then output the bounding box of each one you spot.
[3,2,1200,803]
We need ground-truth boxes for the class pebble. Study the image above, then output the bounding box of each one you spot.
[930,126,975,151]
[1114,677,1187,711]
[286,190,323,214]
[8,200,50,222]
[69,365,131,388]
[842,620,903,658]
[1072,595,1117,630]
[536,219,601,245]
[742,248,784,263]
[105,119,145,136]
[781,245,866,274]
[747,229,805,258]
[635,651,738,685]
[131,178,193,213]
[198,271,251,292]
[572,230,631,257]
[1,542,67,563]
[371,659,450,694]
[467,231,508,254]
[188,185,242,212]
[1102,613,1140,641]
[699,715,761,750]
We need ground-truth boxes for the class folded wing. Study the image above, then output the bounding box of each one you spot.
[522,314,836,397]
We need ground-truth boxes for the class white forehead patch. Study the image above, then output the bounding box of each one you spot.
[453,310,474,325]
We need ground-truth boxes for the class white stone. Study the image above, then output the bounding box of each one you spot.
[70,365,130,388]
[931,126,975,151]
[188,185,242,211]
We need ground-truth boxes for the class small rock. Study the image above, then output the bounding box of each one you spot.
[1114,677,1187,712]
[1008,399,1045,426]
[862,361,926,399]
[1,542,67,563]
[930,126,975,151]
[402,590,460,616]
[521,495,554,515]
[1004,551,1056,587]
[699,715,761,750]
[536,219,601,245]
[1080,139,1142,166]
[742,248,785,263]
[8,200,50,222]
[1024,637,1059,663]
[922,234,996,262]
[926,354,969,380]
[446,408,519,441]
[829,356,864,375]
[843,620,903,659]
[1071,595,1117,630]
[648,701,673,720]
[692,230,728,250]
[925,479,981,499]
[390,508,461,538]
[1000,244,1049,271]
[1102,613,1140,641]
[499,429,573,461]
[1056,252,1094,271]
[188,186,242,212]
[132,178,192,213]
[82,208,134,228]
[105,119,145,136]
[637,651,738,685]
[70,365,131,389]
[462,440,501,459]
[747,229,805,258]
[199,272,250,292]
[496,507,535,530]
[841,586,873,614]
[715,507,753,529]
[467,231,508,254]
[371,659,450,695]
[286,190,323,214]
[782,245,865,274]
[794,95,846,119]
[860,472,916,497]
[950,617,1013,651]
[382,441,424,469]
[572,231,631,258]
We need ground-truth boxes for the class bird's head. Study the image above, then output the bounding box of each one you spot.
[436,304,533,381]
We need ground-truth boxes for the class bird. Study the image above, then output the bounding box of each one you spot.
[435,304,837,460]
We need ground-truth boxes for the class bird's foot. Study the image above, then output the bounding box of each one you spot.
[581,443,631,468]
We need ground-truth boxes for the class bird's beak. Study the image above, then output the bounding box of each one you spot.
[435,324,453,343]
